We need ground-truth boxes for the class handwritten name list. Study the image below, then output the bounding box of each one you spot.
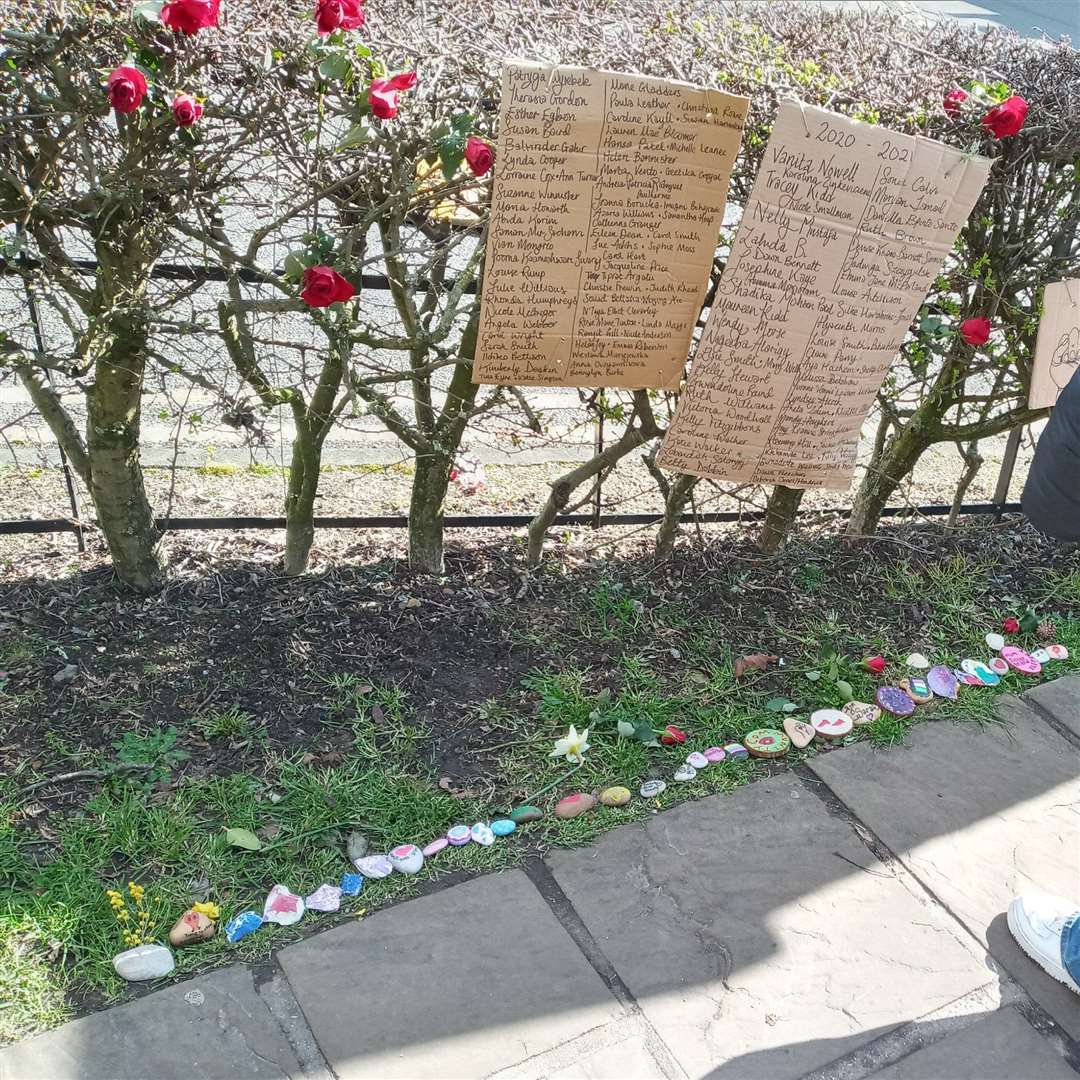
[658,101,990,487]
[473,63,748,389]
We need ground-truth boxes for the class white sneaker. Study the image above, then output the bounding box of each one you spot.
[1007,891,1080,994]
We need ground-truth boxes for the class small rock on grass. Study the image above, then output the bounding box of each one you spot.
[554,793,595,819]
[346,831,369,862]
[113,943,175,981]
[169,910,215,948]
[52,663,78,685]
[509,805,543,824]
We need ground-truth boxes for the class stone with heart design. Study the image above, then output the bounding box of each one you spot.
[169,909,216,948]
[686,751,709,769]
[1047,644,1070,661]
[810,709,852,740]
[926,665,959,700]
[783,716,816,748]
[876,686,915,717]
[388,843,424,873]
[842,701,881,726]
[743,728,791,758]
[989,657,1009,676]
[1001,645,1041,675]
[263,884,305,926]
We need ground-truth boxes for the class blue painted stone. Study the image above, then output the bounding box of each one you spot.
[340,873,364,896]
[491,819,516,837]
[224,910,263,944]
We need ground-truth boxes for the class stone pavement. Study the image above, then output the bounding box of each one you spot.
[3,682,1080,1080]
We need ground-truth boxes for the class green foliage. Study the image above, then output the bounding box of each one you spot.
[111,728,189,784]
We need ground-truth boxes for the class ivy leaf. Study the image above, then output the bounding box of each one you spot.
[836,679,854,702]
[436,111,476,181]
[765,696,789,713]
[634,718,657,745]
[318,52,352,82]
[616,719,635,738]
[337,122,373,151]
[225,827,263,851]
[805,670,821,682]
[1019,608,1039,634]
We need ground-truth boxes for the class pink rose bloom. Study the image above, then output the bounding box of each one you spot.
[107,66,148,114]
[161,0,220,34]
[171,93,203,127]
[315,0,364,34]
[300,266,356,308]
[368,72,417,120]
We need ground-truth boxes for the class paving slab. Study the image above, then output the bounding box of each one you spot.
[276,869,624,1079]
[0,964,304,1080]
[809,695,1080,1042]
[1023,676,1080,740]
[870,1006,1077,1079]
[544,773,993,1080]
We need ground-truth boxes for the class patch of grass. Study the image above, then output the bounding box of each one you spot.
[198,705,253,740]
[0,629,50,669]
[793,563,825,592]
[111,728,189,784]
[585,578,644,639]
[0,918,71,1044]
[194,464,238,477]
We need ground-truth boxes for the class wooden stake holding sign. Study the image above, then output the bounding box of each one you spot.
[657,101,992,488]
[473,62,748,389]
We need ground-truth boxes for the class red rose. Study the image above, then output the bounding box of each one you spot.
[864,656,886,674]
[659,724,687,746]
[368,72,417,120]
[107,66,148,114]
[300,266,356,308]
[982,95,1028,139]
[315,0,364,34]
[171,93,203,127]
[943,88,968,116]
[161,0,219,33]
[959,317,991,346]
[1003,616,1020,634]
[465,136,494,177]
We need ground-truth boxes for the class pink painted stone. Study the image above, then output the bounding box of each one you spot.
[1001,645,1042,675]
[423,837,449,857]
[554,793,596,819]
[989,657,1009,676]
[263,884,305,926]
[305,884,341,913]
[703,746,726,763]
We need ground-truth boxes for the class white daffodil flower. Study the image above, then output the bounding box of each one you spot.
[549,724,590,763]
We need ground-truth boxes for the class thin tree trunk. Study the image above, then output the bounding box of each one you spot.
[409,451,452,574]
[85,324,166,592]
[947,440,983,530]
[846,423,929,536]
[655,474,698,561]
[526,392,661,568]
[283,420,318,576]
[759,485,805,553]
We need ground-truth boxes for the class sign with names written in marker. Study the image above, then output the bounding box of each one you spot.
[1030,280,1080,409]
[473,62,748,389]
[657,101,991,488]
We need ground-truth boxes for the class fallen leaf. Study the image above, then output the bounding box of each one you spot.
[734,653,779,680]
[224,827,263,851]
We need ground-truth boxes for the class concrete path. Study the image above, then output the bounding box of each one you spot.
[3,682,1080,1080]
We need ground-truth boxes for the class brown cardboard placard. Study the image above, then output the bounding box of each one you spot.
[657,100,991,488]
[472,62,748,389]
[1030,280,1080,409]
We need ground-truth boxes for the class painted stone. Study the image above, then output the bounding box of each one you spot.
[388,844,424,874]
[810,709,853,740]
[703,746,726,763]
[263,884,305,926]
[447,825,472,846]
[876,686,915,717]
[900,678,933,704]
[554,793,595,819]
[224,911,263,943]
[961,659,999,685]
[491,818,517,836]
[340,873,364,896]
[906,652,930,669]
[1031,648,1051,664]
[305,884,342,913]
[422,837,449,857]
[1001,645,1041,675]
[989,657,1010,676]
[986,632,1006,652]
[743,729,791,758]
[599,786,631,807]
[926,665,959,700]
[509,805,544,825]
[1047,644,1070,661]
[470,822,495,846]
[354,854,393,878]
[112,943,175,982]
[954,668,983,686]
[639,779,667,798]
[842,701,881,727]
[169,910,215,948]
[685,751,709,769]
[673,763,698,781]
[724,742,749,760]
[783,716,816,748]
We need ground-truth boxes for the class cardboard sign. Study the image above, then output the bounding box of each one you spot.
[657,101,991,488]
[1030,280,1080,408]
[473,62,748,389]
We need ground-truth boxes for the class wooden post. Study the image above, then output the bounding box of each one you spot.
[992,426,1023,522]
